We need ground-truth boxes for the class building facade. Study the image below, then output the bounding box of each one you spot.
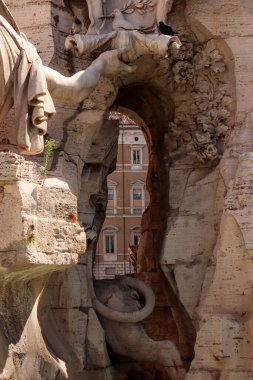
[94,114,149,279]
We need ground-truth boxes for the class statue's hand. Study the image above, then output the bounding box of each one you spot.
[99,48,136,77]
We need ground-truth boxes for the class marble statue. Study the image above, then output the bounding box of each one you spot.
[65,0,181,62]
[2,0,253,378]
[84,0,175,34]
[0,0,135,155]
[94,278,186,380]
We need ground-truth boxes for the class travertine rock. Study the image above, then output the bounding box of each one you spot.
[86,309,110,369]
[0,152,85,268]
[2,0,253,379]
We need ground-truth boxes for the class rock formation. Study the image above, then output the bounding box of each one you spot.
[0,0,253,379]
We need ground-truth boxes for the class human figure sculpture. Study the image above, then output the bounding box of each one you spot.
[0,0,135,155]
[65,0,181,73]
[84,0,175,34]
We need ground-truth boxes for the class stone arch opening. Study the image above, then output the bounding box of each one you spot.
[108,84,196,369]
[74,3,236,375]
[77,80,197,376]
[113,84,175,273]
[93,110,150,279]
[0,0,244,378]
[78,80,175,272]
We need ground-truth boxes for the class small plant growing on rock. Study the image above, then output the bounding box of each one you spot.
[26,224,35,244]
[43,138,55,184]
[27,232,35,244]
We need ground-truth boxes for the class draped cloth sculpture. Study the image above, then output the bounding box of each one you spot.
[65,0,181,62]
[0,0,136,156]
[0,2,55,155]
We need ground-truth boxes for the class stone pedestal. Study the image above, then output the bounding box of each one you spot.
[0,152,86,272]
[0,153,90,379]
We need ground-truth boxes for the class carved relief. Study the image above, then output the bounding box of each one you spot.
[65,1,232,163]
[65,0,181,62]
[167,39,233,162]
[84,0,174,33]
[121,0,155,15]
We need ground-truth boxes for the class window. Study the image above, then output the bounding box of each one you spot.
[105,267,115,276]
[132,226,141,246]
[131,148,142,166]
[133,208,142,215]
[103,226,118,255]
[131,183,145,215]
[106,182,117,215]
[133,234,140,245]
[105,234,115,253]
[106,208,114,215]
[107,188,114,200]
[133,188,142,200]
[133,149,141,165]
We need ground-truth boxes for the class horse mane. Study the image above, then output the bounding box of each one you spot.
[0,0,20,34]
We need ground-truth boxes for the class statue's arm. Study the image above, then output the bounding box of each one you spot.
[43,49,135,104]
[43,58,105,104]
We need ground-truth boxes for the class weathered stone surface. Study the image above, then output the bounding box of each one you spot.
[86,309,110,369]
[44,265,92,309]
[0,152,85,268]
[161,167,224,317]
[0,152,43,183]
[2,0,253,379]
[75,368,116,380]
[46,308,87,372]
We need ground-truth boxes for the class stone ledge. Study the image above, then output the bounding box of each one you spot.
[0,153,86,271]
[0,152,43,184]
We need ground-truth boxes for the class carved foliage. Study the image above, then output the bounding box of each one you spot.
[167,39,233,162]
[121,0,155,14]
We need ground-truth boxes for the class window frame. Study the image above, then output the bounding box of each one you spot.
[131,146,143,168]
[104,233,116,254]
[132,188,143,200]
[107,188,115,201]
[130,182,145,215]
[107,180,117,215]
[131,226,141,246]
[103,226,118,255]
